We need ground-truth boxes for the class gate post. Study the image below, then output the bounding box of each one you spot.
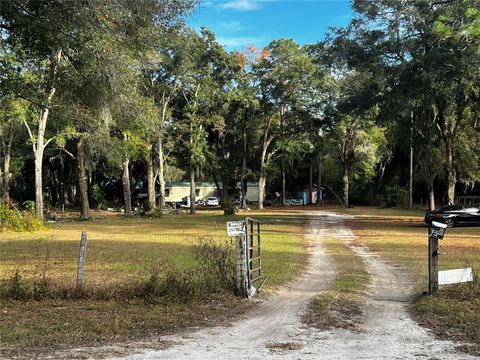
[428,234,439,295]
[235,233,247,298]
[428,221,447,295]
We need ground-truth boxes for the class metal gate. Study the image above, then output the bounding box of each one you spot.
[235,217,264,298]
[245,217,262,292]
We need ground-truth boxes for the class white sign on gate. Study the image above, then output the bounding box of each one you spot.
[438,267,474,286]
[227,221,245,236]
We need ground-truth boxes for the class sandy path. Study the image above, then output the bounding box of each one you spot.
[108,210,477,360]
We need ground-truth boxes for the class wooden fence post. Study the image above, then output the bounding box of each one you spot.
[76,231,88,291]
[428,234,439,294]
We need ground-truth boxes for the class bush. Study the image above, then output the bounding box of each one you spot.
[0,202,45,232]
[221,197,237,216]
[135,237,235,302]
[384,185,409,208]
[193,237,235,289]
[91,184,106,209]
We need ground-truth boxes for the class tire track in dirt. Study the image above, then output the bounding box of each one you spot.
[97,210,478,360]
[308,212,478,360]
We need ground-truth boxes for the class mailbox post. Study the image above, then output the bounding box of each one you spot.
[428,221,447,294]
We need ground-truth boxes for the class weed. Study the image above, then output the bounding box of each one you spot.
[5,269,26,300]
[193,237,235,289]
[134,237,236,303]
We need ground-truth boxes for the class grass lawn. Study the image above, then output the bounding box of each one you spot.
[0,209,307,357]
[339,206,480,355]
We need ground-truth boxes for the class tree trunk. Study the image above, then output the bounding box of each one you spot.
[0,167,3,201]
[258,113,273,211]
[190,165,196,214]
[317,155,322,205]
[240,109,248,209]
[146,142,155,212]
[157,136,166,208]
[65,161,73,206]
[309,162,313,205]
[428,187,435,211]
[343,166,349,208]
[1,123,14,203]
[281,158,286,206]
[445,141,456,205]
[280,107,286,207]
[258,141,269,210]
[122,156,132,216]
[409,111,414,209]
[258,174,266,210]
[48,162,58,207]
[34,147,44,219]
[77,137,91,220]
[28,50,62,221]
[122,133,132,216]
[59,157,66,207]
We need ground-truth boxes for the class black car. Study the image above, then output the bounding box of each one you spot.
[425,205,480,228]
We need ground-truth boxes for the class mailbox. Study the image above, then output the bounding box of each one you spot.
[429,221,447,240]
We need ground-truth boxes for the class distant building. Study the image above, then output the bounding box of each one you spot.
[164,182,260,204]
[165,182,218,204]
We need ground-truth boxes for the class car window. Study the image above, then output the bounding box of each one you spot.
[441,205,464,212]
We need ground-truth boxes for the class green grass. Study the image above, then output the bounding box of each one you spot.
[0,209,308,356]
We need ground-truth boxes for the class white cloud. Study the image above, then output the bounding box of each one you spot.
[216,35,266,49]
[219,0,262,11]
[220,21,245,31]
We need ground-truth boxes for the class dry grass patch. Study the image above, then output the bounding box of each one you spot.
[265,341,303,352]
[411,282,480,356]
[304,236,368,330]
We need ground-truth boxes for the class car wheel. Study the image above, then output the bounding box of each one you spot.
[445,218,454,228]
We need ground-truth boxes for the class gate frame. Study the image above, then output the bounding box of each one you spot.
[235,217,263,298]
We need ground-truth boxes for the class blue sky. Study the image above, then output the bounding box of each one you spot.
[188,0,354,51]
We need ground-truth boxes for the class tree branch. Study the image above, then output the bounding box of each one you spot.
[23,120,36,152]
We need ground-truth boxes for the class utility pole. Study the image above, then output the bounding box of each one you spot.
[409,110,413,209]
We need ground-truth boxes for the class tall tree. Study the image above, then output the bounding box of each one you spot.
[0,98,28,203]
[253,39,316,209]
[346,0,480,204]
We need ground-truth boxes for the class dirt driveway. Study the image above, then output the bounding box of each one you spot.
[105,210,477,360]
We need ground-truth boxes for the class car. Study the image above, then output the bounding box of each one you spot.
[205,197,219,206]
[425,205,480,228]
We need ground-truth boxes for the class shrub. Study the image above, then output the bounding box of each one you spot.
[221,197,237,216]
[0,202,45,232]
[384,185,409,208]
[135,237,235,302]
[193,237,235,289]
[91,184,106,209]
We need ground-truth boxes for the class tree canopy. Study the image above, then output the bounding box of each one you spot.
[1,0,479,219]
